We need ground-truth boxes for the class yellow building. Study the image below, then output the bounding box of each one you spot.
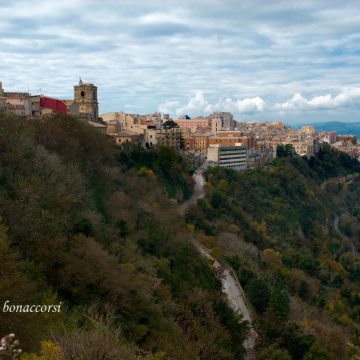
[301,126,316,135]
[192,133,209,155]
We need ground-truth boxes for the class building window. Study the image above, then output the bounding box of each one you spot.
[81,91,85,97]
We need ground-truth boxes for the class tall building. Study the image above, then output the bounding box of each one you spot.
[211,117,222,134]
[156,127,182,150]
[74,79,99,121]
[207,143,247,170]
[181,131,209,155]
[210,112,235,130]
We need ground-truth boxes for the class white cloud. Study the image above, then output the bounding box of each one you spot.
[139,10,189,25]
[275,87,360,111]
[158,100,181,114]
[2,0,360,123]
[232,97,266,113]
[158,91,266,116]
[176,91,211,114]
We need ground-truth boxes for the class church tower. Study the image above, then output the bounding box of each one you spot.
[211,117,222,134]
[74,79,99,121]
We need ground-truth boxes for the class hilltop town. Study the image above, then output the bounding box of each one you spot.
[1,80,359,170]
[1,80,360,359]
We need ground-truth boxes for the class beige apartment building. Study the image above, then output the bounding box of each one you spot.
[181,131,209,155]
[110,131,143,147]
[106,120,122,134]
[176,117,211,132]
[101,111,125,122]
[193,133,209,155]
[144,128,158,148]
[275,138,319,158]
[210,112,235,129]
[143,127,182,150]
[156,127,182,150]
[208,134,257,152]
[101,112,141,129]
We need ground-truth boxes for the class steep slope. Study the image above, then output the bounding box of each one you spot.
[179,170,258,359]
[186,149,360,359]
[0,113,248,359]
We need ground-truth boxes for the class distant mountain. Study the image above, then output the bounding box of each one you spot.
[295,121,360,137]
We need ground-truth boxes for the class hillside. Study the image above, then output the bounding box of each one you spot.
[2,112,360,359]
[0,113,248,359]
[186,148,360,359]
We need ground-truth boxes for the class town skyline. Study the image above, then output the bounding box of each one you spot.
[2,0,360,123]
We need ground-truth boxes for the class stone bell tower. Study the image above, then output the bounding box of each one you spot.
[74,79,99,121]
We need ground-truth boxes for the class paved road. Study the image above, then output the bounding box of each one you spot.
[179,170,258,359]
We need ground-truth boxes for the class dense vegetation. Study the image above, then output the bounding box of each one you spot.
[119,145,193,200]
[187,147,360,359]
[0,113,248,359]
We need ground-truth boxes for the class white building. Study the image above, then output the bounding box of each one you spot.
[207,143,247,170]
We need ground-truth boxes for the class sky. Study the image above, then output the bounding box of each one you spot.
[1,0,360,124]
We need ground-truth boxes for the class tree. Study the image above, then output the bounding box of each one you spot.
[257,345,291,360]
[277,144,296,158]
[263,248,283,272]
[21,341,64,360]
[245,278,270,313]
[269,288,290,320]
[304,343,334,360]
[162,120,178,128]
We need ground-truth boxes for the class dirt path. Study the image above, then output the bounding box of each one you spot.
[178,171,205,216]
[179,169,258,359]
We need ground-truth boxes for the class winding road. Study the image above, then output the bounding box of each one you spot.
[178,168,258,359]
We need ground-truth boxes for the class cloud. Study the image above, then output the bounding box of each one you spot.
[158,91,266,116]
[160,87,360,118]
[1,0,360,123]
[158,100,181,114]
[275,87,360,111]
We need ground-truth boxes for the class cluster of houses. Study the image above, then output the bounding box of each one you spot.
[1,80,358,171]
